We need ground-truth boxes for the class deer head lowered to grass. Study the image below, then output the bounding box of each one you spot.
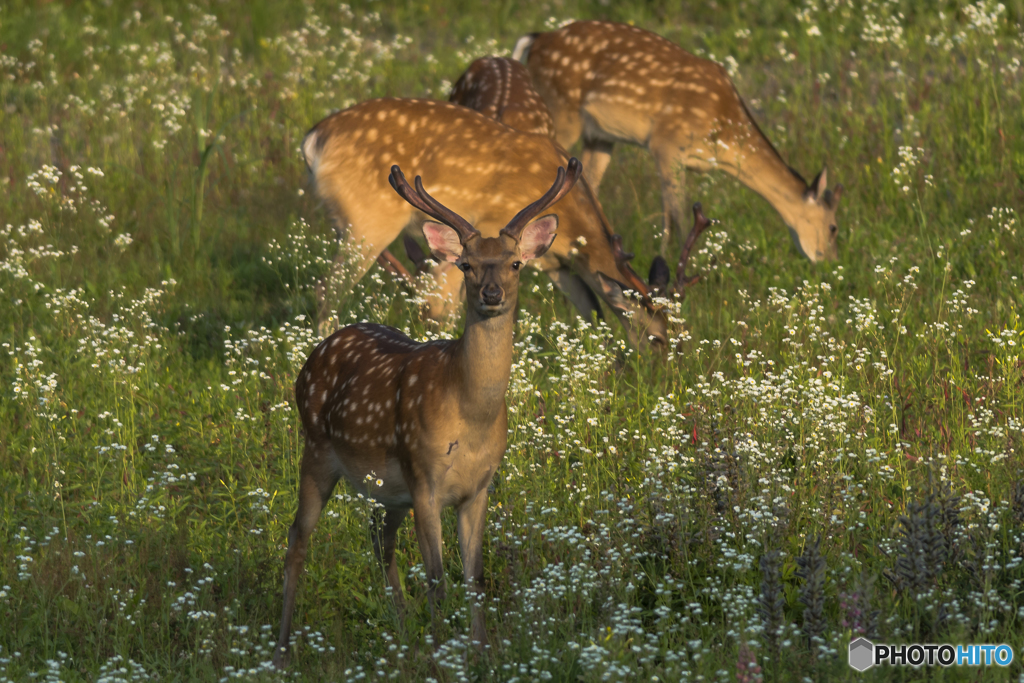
[273,159,582,668]
[514,20,843,261]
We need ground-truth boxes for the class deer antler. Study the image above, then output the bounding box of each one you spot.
[672,202,715,295]
[501,157,582,239]
[610,233,656,300]
[388,165,480,243]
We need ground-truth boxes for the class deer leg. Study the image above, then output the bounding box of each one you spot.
[274,454,341,668]
[551,108,583,151]
[653,151,687,258]
[547,267,603,322]
[411,490,447,617]
[316,216,351,337]
[316,271,341,339]
[371,506,409,610]
[580,138,614,190]
[316,209,388,337]
[457,488,490,647]
[317,248,378,337]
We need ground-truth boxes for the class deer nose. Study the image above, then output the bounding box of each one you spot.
[481,284,504,306]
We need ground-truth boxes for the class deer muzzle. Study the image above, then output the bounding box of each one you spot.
[480,283,504,307]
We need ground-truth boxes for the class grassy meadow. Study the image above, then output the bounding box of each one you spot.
[2,0,1024,680]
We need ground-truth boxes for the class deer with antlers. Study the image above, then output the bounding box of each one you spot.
[274,160,582,667]
[513,20,842,261]
[303,97,667,348]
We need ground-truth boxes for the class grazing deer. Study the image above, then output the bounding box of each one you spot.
[513,20,843,261]
[303,97,667,349]
[449,56,555,137]
[274,160,582,667]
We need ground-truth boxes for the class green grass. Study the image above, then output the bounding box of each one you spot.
[1,0,1023,680]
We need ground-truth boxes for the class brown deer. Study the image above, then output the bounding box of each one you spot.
[449,56,555,137]
[274,160,582,667]
[303,97,667,349]
[513,20,843,261]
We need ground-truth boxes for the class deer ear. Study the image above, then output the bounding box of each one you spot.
[403,234,431,270]
[596,272,631,312]
[807,167,828,202]
[648,255,670,294]
[831,183,843,205]
[422,222,463,263]
[519,214,558,262]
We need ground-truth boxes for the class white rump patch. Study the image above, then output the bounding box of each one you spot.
[301,130,321,173]
[512,34,535,62]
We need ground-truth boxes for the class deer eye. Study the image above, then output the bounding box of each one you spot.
[458,262,471,273]
[511,261,522,271]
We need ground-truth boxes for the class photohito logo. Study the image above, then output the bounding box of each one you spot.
[848,638,1015,671]
[849,638,874,671]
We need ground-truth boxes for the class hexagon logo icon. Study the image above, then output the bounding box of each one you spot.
[849,637,875,671]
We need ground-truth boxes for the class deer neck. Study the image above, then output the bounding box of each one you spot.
[453,299,517,418]
[725,140,810,230]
